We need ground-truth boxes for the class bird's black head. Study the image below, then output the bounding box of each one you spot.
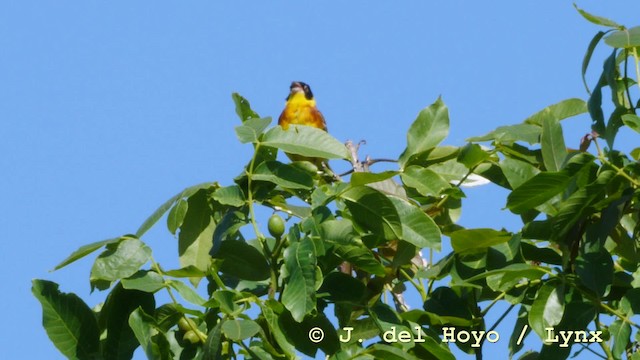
[289,81,314,100]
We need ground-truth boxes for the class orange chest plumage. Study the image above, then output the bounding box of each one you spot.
[278,96,327,132]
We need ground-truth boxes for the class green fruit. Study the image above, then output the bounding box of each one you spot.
[183,330,201,344]
[178,317,197,331]
[268,214,285,238]
[291,160,318,174]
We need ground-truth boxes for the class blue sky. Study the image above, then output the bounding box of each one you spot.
[2,1,639,359]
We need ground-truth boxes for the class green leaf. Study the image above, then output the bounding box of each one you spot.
[421,145,460,165]
[350,171,399,186]
[414,332,457,360]
[529,282,564,339]
[524,98,588,126]
[319,219,356,245]
[211,290,241,315]
[318,272,367,303]
[556,298,597,347]
[235,117,272,143]
[178,189,215,275]
[367,177,408,199]
[154,304,182,332]
[457,143,490,169]
[167,199,188,235]
[589,72,607,136]
[282,237,317,322]
[399,97,450,166]
[575,250,613,297]
[202,319,224,360]
[168,280,207,306]
[450,228,512,254]
[232,92,261,123]
[90,238,152,285]
[422,159,469,183]
[163,265,207,278]
[259,300,297,357]
[341,186,402,241]
[521,241,562,264]
[622,114,640,134]
[538,345,570,360]
[128,308,171,360]
[101,284,156,360]
[499,157,539,189]
[401,166,450,197]
[492,268,547,293]
[606,106,626,148]
[466,124,541,145]
[550,188,591,242]
[573,4,622,28]
[121,270,166,293]
[494,142,540,166]
[334,316,379,345]
[334,244,386,276]
[32,280,100,360]
[592,190,633,253]
[563,151,596,176]
[462,263,547,291]
[211,240,270,281]
[221,319,261,341]
[541,117,566,172]
[582,31,609,94]
[390,240,417,269]
[252,161,314,189]
[610,319,631,359]
[368,302,405,338]
[267,196,312,219]
[368,344,420,360]
[621,289,640,316]
[423,287,473,321]
[605,26,640,49]
[53,237,122,271]
[506,172,571,214]
[211,210,247,254]
[246,346,275,360]
[262,124,349,159]
[279,312,340,357]
[212,185,246,207]
[243,117,272,136]
[136,182,216,237]
[552,170,614,242]
[388,196,441,250]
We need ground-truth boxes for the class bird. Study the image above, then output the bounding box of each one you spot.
[278,81,327,131]
[278,81,332,172]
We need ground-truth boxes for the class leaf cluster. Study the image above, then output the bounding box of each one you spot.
[33,7,640,360]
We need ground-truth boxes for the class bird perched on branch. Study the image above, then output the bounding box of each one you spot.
[278,81,332,173]
[278,81,327,132]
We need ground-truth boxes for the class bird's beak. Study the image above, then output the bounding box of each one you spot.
[290,82,303,93]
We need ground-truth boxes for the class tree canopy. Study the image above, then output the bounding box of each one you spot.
[33,6,640,360]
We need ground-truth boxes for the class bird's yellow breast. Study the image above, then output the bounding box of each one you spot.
[278,92,326,131]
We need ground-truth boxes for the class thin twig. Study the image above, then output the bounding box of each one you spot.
[486,303,515,333]
[632,47,640,92]
[623,49,634,109]
[366,158,398,166]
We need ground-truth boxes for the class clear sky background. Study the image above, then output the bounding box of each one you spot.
[2,1,639,359]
